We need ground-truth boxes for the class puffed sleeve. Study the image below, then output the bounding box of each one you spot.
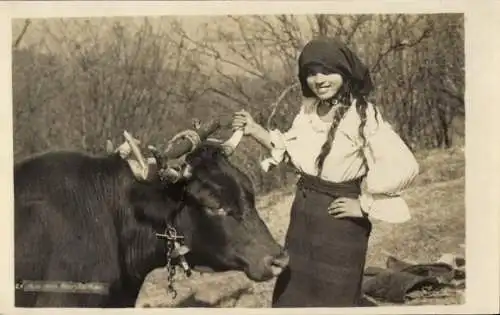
[260,103,308,172]
[358,103,420,223]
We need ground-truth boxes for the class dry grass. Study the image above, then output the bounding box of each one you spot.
[135,146,465,308]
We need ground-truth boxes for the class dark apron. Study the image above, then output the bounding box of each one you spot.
[272,174,372,307]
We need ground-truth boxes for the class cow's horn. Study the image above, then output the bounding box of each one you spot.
[221,129,244,155]
[123,131,147,171]
[122,130,159,181]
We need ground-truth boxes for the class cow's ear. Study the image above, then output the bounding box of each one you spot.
[106,140,114,154]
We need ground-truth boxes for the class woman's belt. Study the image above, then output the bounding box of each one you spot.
[297,173,363,199]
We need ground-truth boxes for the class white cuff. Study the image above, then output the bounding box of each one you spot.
[269,129,286,159]
[359,178,411,223]
[260,129,288,172]
[260,157,277,172]
[359,192,375,214]
[369,195,411,223]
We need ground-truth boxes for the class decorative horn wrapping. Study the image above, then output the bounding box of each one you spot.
[152,118,228,183]
[161,118,222,161]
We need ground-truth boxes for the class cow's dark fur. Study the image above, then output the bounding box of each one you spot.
[15,142,286,308]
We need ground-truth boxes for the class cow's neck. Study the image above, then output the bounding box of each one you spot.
[116,178,192,287]
[114,187,166,287]
[116,216,166,287]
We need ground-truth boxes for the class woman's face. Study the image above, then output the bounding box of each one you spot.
[306,69,344,100]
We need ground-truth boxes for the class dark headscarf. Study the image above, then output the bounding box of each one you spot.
[298,38,374,98]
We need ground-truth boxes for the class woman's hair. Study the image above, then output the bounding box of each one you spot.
[315,82,376,175]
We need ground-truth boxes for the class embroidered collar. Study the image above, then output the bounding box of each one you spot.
[306,99,344,133]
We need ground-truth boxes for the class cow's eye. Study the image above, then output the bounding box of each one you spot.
[203,207,229,217]
[196,193,221,209]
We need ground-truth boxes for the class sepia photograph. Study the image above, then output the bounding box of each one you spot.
[2,1,497,313]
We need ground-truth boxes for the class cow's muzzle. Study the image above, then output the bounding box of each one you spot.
[242,250,290,282]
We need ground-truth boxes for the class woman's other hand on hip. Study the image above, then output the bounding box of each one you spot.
[328,197,367,219]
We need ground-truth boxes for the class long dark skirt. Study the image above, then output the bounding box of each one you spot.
[272,175,372,307]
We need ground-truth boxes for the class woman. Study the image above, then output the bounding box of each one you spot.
[232,38,419,307]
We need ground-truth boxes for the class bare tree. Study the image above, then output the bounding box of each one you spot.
[13,13,465,192]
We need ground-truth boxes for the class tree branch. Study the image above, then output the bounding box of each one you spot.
[13,19,31,49]
[266,82,300,130]
[438,87,465,109]
[174,23,266,80]
[205,87,248,108]
[370,24,432,74]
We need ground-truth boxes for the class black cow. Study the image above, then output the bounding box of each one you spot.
[14,125,289,308]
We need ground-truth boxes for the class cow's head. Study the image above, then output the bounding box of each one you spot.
[113,120,289,282]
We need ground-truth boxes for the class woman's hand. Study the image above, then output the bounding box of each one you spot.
[328,197,367,219]
[232,110,257,136]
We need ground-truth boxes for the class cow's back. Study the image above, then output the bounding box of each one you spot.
[14,151,125,307]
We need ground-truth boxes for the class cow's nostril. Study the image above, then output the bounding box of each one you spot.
[268,252,289,277]
[271,251,290,268]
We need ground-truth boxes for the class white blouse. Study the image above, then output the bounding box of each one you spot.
[261,97,420,223]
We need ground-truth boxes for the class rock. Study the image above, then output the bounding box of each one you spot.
[136,270,253,307]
